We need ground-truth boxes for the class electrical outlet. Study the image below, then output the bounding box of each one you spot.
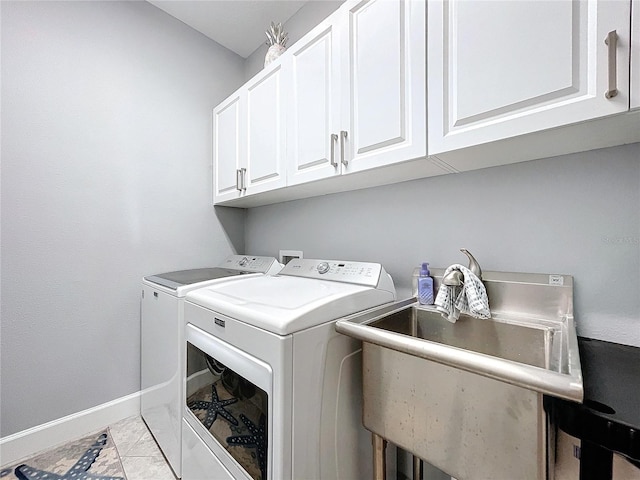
[279,250,303,265]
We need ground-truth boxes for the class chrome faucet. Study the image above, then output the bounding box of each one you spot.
[442,249,482,286]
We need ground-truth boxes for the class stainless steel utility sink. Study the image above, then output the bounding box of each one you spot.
[335,269,583,480]
[373,306,550,368]
[344,300,583,399]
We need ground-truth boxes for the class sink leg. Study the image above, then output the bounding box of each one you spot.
[579,440,612,480]
[413,455,423,480]
[372,433,386,480]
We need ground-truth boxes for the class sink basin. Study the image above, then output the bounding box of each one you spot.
[337,298,582,402]
[335,269,583,480]
[373,306,551,369]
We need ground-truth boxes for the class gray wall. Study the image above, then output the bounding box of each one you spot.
[245,144,640,347]
[244,0,343,80]
[1,1,245,436]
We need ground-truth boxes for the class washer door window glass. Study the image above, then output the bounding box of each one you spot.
[186,342,268,480]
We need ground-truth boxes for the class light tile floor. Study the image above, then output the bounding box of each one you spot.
[109,415,176,480]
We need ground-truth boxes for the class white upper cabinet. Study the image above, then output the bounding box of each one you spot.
[213,92,243,204]
[245,64,287,194]
[213,64,286,204]
[286,16,343,186]
[286,0,427,184]
[428,0,632,154]
[213,0,637,207]
[632,0,640,110]
[341,0,426,173]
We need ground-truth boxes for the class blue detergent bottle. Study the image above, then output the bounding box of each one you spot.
[418,262,434,305]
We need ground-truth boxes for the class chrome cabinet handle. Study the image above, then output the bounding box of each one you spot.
[604,30,618,99]
[236,169,242,191]
[330,133,338,167]
[240,167,247,191]
[340,130,348,166]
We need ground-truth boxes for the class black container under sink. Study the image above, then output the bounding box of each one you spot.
[545,337,640,480]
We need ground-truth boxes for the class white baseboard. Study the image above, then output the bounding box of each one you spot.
[0,390,141,467]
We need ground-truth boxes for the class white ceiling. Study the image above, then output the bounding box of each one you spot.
[148,1,308,58]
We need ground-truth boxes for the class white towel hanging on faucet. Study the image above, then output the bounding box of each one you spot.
[434,264,490,323]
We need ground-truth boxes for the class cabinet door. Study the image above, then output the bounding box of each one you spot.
[340,0,426,174]
[632,0,640,110]
[428,0,631,154]
[286,17,343,186]
[245,64,287,195]
[213,93,243,203]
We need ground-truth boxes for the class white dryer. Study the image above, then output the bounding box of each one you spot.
[182,259,396,480]
[141,255,282,477]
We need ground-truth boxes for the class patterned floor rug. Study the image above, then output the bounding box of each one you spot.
[0,428,127,480]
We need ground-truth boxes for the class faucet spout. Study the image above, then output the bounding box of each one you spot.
[461,248,482,279]
[442,249,482,286]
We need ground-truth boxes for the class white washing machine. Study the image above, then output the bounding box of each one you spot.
[181,258,396,480]
[141,255,283,477]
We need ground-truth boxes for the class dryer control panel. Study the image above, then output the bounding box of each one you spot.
[279,258,383,287]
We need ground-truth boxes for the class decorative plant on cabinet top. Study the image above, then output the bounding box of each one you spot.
[264,22,288,67]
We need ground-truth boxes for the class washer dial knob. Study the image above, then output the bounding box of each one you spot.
[317,262,330,274]
[239,257,249,267]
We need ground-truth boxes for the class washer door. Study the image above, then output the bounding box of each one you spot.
[185,323,271,480]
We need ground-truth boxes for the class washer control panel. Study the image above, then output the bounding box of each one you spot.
[221,255,282,274]
[279,258,382,286]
